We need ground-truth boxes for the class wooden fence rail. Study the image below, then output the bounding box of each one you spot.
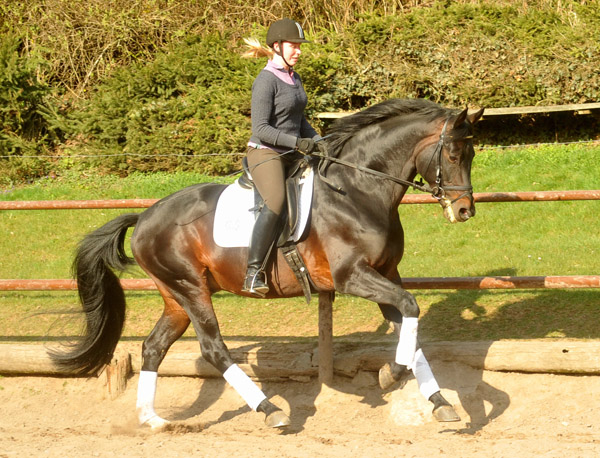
[1,275,600,292]
[1,190,599,210]
[1,190,598,292]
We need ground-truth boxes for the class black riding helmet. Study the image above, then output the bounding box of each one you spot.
[266,18,311,47]
[266,19,310,68]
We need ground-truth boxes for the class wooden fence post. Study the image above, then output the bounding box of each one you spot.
[318,292,334,385]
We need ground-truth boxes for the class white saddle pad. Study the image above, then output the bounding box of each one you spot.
[213,168,314,248]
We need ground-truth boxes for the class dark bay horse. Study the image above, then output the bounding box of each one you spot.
[51,98,484,429]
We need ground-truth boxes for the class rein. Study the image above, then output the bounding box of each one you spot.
[312,151,432,194]
[314,119,473,203]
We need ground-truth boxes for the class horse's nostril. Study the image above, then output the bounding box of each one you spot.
[459,208,470,221]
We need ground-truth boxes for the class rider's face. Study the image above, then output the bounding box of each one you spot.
[275,41,302,68]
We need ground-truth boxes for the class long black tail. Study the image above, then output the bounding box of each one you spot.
[49,213,140,375]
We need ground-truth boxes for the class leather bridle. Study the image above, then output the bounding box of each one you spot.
[313,117,474,204]
[423,118,474,204]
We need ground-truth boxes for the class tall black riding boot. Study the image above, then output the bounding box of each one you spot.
[242,206,281,297]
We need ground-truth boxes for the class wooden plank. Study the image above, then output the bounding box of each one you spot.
[481,102,600,116]
[0,278,156,291]
[401,275,600,290]
[316,102,600,120]
[0,344,74,375]
[401,190,600,204]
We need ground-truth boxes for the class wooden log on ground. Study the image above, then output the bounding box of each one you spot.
[0,343,74,375]
[124,339,600,377]
[122,340,318,381]
[1,340,599,378]
[424,340,600,374]
[330,340,600,375]
[0,344,132,398]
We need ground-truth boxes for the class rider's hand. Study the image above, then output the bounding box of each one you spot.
[296,137,317,155]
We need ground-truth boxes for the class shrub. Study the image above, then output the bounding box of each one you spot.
[63,34,262,175]
[0,35,61,184]
[1,1,599,182]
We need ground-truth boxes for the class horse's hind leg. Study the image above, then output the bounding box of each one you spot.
[162,274,290,429]
[378,304,460,422]
[136,286,191,429]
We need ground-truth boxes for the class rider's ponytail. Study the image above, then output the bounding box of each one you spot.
[242,38,274,59]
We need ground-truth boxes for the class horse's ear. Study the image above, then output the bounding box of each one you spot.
[453,108,469,129]
[467,107,485,125]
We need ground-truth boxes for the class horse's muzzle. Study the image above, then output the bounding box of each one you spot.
[441,195,475,223]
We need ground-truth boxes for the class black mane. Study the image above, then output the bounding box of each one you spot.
[325,98,450,157]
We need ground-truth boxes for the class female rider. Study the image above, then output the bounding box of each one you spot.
[242,18,323,297]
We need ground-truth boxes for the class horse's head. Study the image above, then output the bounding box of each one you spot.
[416,107,484,223]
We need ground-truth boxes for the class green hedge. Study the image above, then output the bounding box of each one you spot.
[0,36,58,181]
[61,34,260,176]
[1,1,599,183]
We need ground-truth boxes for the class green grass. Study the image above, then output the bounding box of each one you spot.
[1,144,599,342]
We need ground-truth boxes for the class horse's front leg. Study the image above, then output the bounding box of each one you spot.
[378,318,459,422]
[336,266,459,422]
[337,265,421,367]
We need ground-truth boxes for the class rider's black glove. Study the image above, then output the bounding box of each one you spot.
[296,137,317,155]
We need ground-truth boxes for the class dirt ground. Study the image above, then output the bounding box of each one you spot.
[1,361,598,458]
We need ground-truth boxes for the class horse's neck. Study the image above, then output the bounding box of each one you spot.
[337,128,419,206]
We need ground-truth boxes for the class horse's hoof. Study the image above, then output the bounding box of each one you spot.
[379,363,396,390]
[143,414,171,430]
[379,363,410,391]
[264,410,291,428]
[433,405,461,422]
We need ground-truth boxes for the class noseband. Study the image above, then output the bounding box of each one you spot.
[314,117,474,204]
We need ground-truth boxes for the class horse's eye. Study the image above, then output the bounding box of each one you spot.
[448,155,459,163]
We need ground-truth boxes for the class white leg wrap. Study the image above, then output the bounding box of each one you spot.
[136,370,158,424]
[395,317,419,368]
[223,364,267,411]
[412,348,440,400]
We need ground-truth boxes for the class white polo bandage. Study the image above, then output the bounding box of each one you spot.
[412,348,440,400]
[136,370,158,423]
[223,364,267,411]
[395,317,419,368]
